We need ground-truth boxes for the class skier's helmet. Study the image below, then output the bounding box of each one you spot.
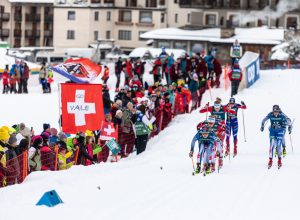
[273,105,280,112]
[214,103,221,109]
[200,126,210,136]
[208,116,216,124]
[229,97,235,104]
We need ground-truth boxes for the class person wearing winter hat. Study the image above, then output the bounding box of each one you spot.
[5,134,20,185]
[29,135,43,171]
[75,133,96,166]
[49,128,59,145]
[57,141,74,170]
[18,138,29,155]
[8,134,17,146]
[40,132,55,170]
[58,131,67,142]
[19,122,26,131]
[20,127,31,138]
[0,126,10,147]
[43,123,51,132]
[189,72,200,112]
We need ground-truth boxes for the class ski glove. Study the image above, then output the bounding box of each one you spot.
[189,151,193,158]
[288,126,292,134]
[260,126,264,132]
[241,101,245,106]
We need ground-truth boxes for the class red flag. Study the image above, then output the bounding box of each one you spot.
[100,122,118,141]
[61,83,104,134]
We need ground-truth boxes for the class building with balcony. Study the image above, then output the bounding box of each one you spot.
[2,0,300,57]
[53,0,167,54]
[1,0,54,47]
[169,0,299,30]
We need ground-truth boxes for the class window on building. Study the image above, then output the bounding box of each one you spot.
[187,13,191,23]
[106,30,111,39]
[159,0,165,5]
[158,41,170,48]
[104,0,114,3]
[139,31,147,41]
[107,11,111,21]
[119,10,131,22]
[174,0,178,3]
[229,0,240,9]
[205,14,216,25]
[258,0,268,9]
[175,13,178,23]
[174,41,187,50]
[67,11,76,20]
[67,30,75,39]
[286,16,298,29]
[94,11,99,21]
[91,0,101,3]
[161,13,165,23]
[229,14,239,27]
[118,30,131,40]
[257,16,268,27]
[140,11,152,23]
[94,31,99,41]
[126,0,137,7]
[146,0,157,7]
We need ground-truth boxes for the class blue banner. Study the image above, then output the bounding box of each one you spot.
[245,57,260,88]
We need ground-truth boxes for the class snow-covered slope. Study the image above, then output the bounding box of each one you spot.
[0,69,299,220]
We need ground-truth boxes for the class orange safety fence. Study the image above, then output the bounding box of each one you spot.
[0,151,28,188]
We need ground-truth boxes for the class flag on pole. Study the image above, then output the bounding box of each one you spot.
[99,122,118,141]
[61,83,104,134]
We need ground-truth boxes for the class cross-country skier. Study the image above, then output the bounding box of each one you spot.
[225,97,247,157]
[196,116,225,169]
[261,105,292,169]
[199,100,236,122]
[190,126,218,174]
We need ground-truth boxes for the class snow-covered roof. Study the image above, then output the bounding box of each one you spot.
[270,49,289,61]
[89,43,113,50]
[140,28,221,42]
[272,42,289,52]
[140,26,285,45]
[9,0,54,3]
[0,49,40,70]
[129,47,185,60]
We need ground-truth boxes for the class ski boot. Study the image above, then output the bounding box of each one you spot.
[268,158,273,169]
[282,147,287,157]
[218,158,223,169]
[233,146,237,157]
[195,163,201,174]
[225,145,230,157]
[278,158,282,169]
[211,163,216,173]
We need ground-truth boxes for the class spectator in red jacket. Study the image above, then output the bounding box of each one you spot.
[213,58,222,88]
[1,68,9,94]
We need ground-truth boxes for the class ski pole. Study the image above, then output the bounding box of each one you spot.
[191,157,195,171]
[289,118,295,153]
[289,134,294,153]
[242,109,246,142]
[205,102,209,120]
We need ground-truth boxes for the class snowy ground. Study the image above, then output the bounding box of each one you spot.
[0,68,299,220]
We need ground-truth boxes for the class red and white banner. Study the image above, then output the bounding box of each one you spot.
[100,122,118,141]
[61,83,104,134]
